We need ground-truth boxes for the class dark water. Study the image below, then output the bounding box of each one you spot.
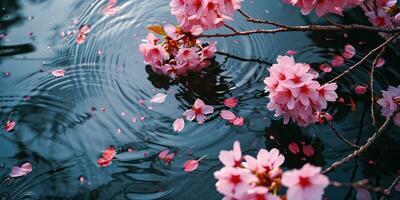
[1,0,400,199]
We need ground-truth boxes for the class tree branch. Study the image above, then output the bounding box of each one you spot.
[322,117,392,174]
[327,121,360,149]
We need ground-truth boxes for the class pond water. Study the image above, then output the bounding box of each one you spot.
[1,0,400,199]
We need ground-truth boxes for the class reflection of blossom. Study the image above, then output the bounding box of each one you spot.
[264,55,338,127]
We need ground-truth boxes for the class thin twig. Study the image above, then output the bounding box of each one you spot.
[224,24,238,33]
[216,51,271,65]
[381,176,400,199]
[198,25,400,38]
[370,46,387,130]
[237,9,289,28]
[326,33,400,84]
[327,121,360,149]
[322,117,392,174]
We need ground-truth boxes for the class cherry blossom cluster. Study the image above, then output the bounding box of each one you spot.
[139,24,217,78]
[360,0,400,38]
[377,85,400,126]
[283,0,362,17]
[214,141,329,200]
[264,56,338,127]
[170,0,242,34]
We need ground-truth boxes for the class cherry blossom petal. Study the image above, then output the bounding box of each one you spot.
[97,146,116,167]
[374,58,385,68]
[173,118,185,132]
[319,63,332,73]
[183,160,199,172]
[355,85,368,95]
[183,110,196,121]
[76,34,87,44]
[4,121,16,132]
[288,143,300,154]
[51,69,65,77]
[194,99,205,109]
[159,149,169,159]
[224,98,238,108]
[332,55,344,67]
[150,93,168,103]
[220,110,236,120]
[201,105,214,115]
[10,163,32,178]
[302,144,315,157]
[286,50,298,55]
[79,25,91,35]
[232,117,244,126]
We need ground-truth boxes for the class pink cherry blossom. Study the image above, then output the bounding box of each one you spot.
[282,163,329,200]
[214,167,258,199]
[170,0,243,34]
[283,0,362,17]
[244,187,281,200]
[377,85,400,117]
[183,99,214,124]
[265,55,338,127]
[218,141,243,168]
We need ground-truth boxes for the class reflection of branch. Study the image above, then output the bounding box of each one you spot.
[331,179,384,192]
[216,51,271,65]
[326,32,400,84]
[322,117,391,174]
[381,176,400,199]
[327,121,360,149]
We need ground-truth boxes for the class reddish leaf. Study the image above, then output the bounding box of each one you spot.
[223,98,238,108]
[220,110,236,120]
[302,144,315,157]
[4,121,16,132]
[51,69,65,77]
[288,143,300,154]
[173,118,185,132]
[147,25,165,35]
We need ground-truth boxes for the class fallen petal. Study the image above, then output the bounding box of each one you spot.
[223,97,238,108]
[220,110,236,120]
[4,121,16,132]
[183,160,199,172]
[51,69,65,77]
[150,93,168,103]
[173,118,185,132]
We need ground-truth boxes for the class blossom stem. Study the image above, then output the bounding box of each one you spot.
[197,155,208,162]
[322,117,392,174]
[380,176,400,199]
